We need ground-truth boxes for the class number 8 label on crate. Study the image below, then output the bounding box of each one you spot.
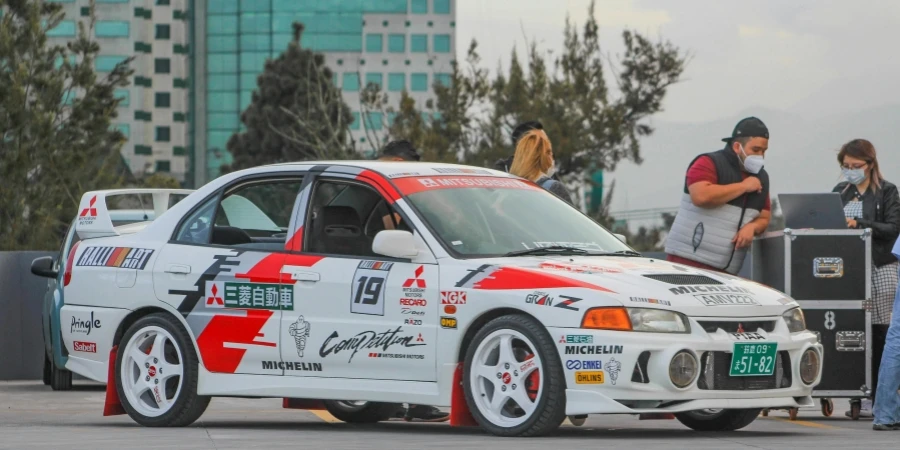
[351,260,394,316]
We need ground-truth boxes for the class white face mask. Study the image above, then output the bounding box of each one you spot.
[739,144,764,174]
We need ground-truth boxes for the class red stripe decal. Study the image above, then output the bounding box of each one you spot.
[392,176,540,196]
[235,253,324,284]
[284,226,304,251]
[196,310,274,373]
[357,170,400,204]
[473,266,616,293]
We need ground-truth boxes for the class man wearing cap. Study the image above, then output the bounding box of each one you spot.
[664,117,772,274]
[378,139,422,162]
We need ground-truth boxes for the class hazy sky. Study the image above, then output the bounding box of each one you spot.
[457,0,900,123]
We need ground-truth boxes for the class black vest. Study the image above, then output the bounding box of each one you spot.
[683,148,770,212]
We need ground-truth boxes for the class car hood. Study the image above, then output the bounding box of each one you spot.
[469,255,796,318]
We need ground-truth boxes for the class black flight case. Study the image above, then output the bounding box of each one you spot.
[751,228,872,420]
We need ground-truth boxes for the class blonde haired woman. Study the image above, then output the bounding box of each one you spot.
[509,130,573,204]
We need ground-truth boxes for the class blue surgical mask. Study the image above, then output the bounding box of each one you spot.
[843,168,867,185]
[739,144,764,174]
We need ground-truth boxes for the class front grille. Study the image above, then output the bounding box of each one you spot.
[643,274,722,285]
[697,320,777,333]
[697,351,792,390]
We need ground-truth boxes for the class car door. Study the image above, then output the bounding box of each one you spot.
[279,174,438,381]
[153,175,305,376]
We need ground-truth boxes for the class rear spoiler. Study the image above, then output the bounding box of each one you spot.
[75,189,194,239]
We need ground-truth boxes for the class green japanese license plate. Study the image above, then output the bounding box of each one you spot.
[729,342,778,377]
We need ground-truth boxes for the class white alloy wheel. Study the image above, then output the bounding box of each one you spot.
[120,326,185,418]
[469,329,542,428]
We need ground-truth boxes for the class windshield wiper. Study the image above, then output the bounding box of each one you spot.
[588,250,643,257]
[504,246,589,257]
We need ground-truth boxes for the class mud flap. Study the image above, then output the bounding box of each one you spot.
[103,346,126,416]
[282,398,326,410]
[449,362,477,427]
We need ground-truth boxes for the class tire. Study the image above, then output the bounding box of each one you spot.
[675,409,761,431]
[48,355,72,391]
[463,314,566,437]
[115,313,210,427]
[42,354,51,386]
[323,400,402,423]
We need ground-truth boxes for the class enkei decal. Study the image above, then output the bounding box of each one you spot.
[575,371,605,384]
[73,341,97,353]
[288,316,311,357]
[559,335,593,344]
[566,360,602,370]
[565,345,623,355]
[70,312,101,335]
[262,361,322,372]
[351,260,392,316]
[319,327,426,362]
[525,292,582,312]
[440,316,457,329]
[605,358,622,385]
[76,246,154,270]
[440,291,466,304]
[629,297,672,306]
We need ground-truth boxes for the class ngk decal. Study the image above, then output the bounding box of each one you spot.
[441,291,466,305]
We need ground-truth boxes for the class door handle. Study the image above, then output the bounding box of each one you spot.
[282,266,320,282]
[165,264,191,274]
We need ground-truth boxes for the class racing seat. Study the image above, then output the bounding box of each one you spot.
[309,205,370,256]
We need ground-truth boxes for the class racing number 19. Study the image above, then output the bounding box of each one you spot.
[354,276,384,305]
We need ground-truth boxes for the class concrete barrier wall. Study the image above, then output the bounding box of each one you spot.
[0,251,55,380]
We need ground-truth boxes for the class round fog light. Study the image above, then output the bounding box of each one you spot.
[800,349,820,385]
[669,351,698,388]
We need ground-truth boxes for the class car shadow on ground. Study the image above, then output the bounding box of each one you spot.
[0,383,106,393]
[97,420,806,439]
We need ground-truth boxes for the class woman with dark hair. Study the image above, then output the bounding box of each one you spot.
[833,139,900,418]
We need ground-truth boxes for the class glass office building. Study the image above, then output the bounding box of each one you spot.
[45,0,192,182]
[193,0,456,185]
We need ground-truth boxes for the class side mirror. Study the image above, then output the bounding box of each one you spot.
[31,256,58,279]
[614,233,628,244]
[373,230,419,259]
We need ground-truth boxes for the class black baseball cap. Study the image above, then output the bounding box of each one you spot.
[722,117,769,142]
[380,140,421,161]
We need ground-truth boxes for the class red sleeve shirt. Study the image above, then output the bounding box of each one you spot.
[685,156,771,211]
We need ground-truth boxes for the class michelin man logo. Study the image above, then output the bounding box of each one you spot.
[288,316,311,357]
[605,357,622,385]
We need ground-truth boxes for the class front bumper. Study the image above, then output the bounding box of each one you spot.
[549,319,822,415]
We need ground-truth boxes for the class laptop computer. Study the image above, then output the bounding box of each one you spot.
[778,193,848,229]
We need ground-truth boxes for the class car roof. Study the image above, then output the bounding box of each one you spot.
[265,160,515,179]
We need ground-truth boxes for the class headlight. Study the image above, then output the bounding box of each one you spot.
[782,307,806,333]
[800,349,820,385]
[669,351,699,388]
[628,308,690,333]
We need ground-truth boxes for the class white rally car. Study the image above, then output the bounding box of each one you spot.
[62,161,822,437]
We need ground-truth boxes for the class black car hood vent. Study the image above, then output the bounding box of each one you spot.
[642,274,723,285]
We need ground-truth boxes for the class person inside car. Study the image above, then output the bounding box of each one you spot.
[508,130,573,204]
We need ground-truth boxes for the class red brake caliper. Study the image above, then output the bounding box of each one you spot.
[523,353,540,401]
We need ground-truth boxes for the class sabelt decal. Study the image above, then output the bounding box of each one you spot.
[319,327,426,362]
[440,316,457,329]
[440,291,466,304]
[73,341,97,353]
[76,246,154,269]
[392,176,540,196]
[575,371,605,384]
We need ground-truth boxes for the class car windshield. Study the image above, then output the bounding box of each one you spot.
[398,176,631,258]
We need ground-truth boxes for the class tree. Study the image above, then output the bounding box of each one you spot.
[361,0,687,211]
[225,23,354,172]
[0,0,134,250]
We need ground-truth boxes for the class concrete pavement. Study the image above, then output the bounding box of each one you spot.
[0,381,895,449]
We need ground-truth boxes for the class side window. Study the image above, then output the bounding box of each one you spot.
[175,178,302,250]
[306,179,405,257]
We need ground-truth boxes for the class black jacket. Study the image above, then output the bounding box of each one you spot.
[536,176,573,205]
[833,180,900,267]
